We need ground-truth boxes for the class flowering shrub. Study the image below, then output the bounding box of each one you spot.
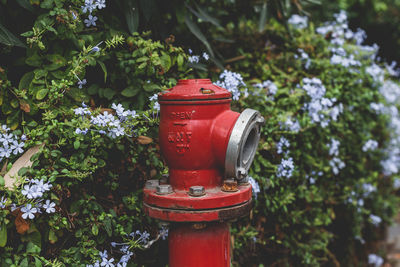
[0,1,400,266]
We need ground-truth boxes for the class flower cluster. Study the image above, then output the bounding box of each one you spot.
[248,176,260,199]
[214,70,246,100]
[280,116,301,133]
[301,78,343,127]
[0,125,25,162]
[368,254,384,267]
[362,139,379,152]
[276,157,295,178]
[187,49,209,63]
[362,183,377,197]
[288,14,308,29]
[0,179,55,220]
[253,80,278,99]
[369,214,382,226]
[327,138,345,175]
[294,49,311,69]
[87,230,154,267]
[74,102,137,139]
[276,137,290,155]
[306,171,323,185]
[149,93,160,111]
[315,11,378,69]
[81,0,106,27]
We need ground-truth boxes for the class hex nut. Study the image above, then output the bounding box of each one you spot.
[221,179,239,192]
[145,179,159,189]
[156,184,173,195]
[189,185,206,197]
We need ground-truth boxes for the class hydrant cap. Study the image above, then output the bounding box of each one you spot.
[159,79,232,101]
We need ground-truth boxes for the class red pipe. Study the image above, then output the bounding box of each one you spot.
[169,222,231,267]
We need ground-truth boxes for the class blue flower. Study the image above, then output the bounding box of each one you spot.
[276,157,295,178]
[77,78,87,89]
[100,257,114,267]
[214,70,246,101]
[288,14,308,29]
[202,52,209,61]
[362,140,378,152]
[277,137,290,155]
[368,254,383,267]
[96,0,106,9]
[84,15,98,27]
[188,55,200,63]
[369,214,382,226]
[81,0,97,13]
[43,200,56,213]
[21,203,38,219]
[10,140,24,155]
[248,176,260,199]
[0,196,6,208]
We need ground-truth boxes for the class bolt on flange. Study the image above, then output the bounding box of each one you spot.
[188,185,206,197]
[156,184,173,195]
[145,179,160,189]
[221,179,239,192]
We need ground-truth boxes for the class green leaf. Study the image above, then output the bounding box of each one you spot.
[0,22,25,47]
[19,71,34,90]
[186,3,221,28]
[45,54,66,71]
[97,60,107,83]
[35,88,49,100]
[184,15,214,57]
[34,257,43,267]
[103,88,116,100]
[48,229,58,244]
[26,241,41,253]
[19,258,28,267]
[160,53,172,72]
[73,140,80,150]
[91,224,99,236]
[26,53,42,67]
[121,86,139,97]
[258,2,268,33]
[0,223,7,247]
[143,83,159,92]
[34,69,48,80]
[124,0,139,34]
[104,217,112,237]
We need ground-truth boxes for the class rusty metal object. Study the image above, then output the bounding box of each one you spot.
[221,179,238,192]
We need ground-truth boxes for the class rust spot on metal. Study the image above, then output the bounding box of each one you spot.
[221,179,238,192]
[192,223,207,230]
[199,88,215,94]
[218,201,252,221]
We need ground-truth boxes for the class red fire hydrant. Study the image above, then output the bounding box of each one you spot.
[143,79,264,267]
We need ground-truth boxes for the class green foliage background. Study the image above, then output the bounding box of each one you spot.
[0,0,399,266]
